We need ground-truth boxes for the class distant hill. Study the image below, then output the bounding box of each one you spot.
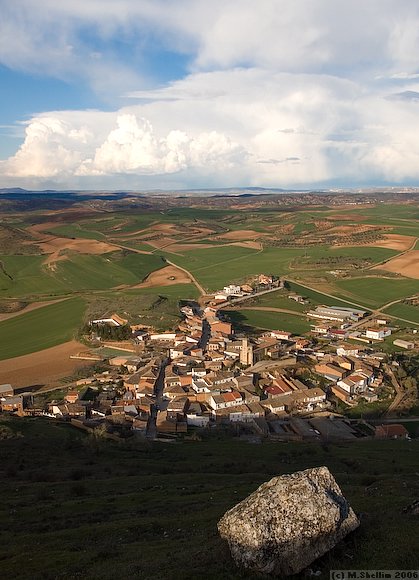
[0,187,29,194]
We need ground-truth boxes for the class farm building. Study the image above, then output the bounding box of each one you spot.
[91,313,128,327]
[365,327,392,340]
[223,284,242,296]
[393,339,415,350]
[307,306,367,323]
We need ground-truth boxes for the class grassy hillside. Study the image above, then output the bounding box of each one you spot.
[0,253,165,298]
[0,298,86,360]
[0,416,417,579]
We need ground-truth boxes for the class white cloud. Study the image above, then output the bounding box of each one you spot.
[2,109,246,181]
[4,2,419,187]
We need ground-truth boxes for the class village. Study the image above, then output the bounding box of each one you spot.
[0,274,416,443]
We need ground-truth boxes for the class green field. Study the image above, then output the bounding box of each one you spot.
[335,277,419,308]
[382,302,419,324]
[229,308,311,334]
[249,290,307,312]
[0,416,418,579]
[0,298,86,360]
[0,252,165,298]
[87,284,200,331]
[167,244,399,292]
[286,281,370,310]
[47,224,107,240]
[126,283,200,301]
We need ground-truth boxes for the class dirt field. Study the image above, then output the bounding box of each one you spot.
[326,224,378,235]
[374,250,419,279]
[162,243,216,252]
[363,234,417,251]
[143,237,179,249]
[0,340,87,388]
[0,299,67,322]
[216,229,263,240]
[134,265,192,288]
[326,213,368,221]
[230,241,263,250]
[37,237,118,264]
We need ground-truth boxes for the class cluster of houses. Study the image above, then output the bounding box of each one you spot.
[212,274,283,303]
[0,293,400,441]
[1,274,417,440]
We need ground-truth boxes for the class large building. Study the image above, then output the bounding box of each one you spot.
[307,305,367,323]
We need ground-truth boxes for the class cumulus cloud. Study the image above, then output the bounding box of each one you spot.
[2,111,246,180]
[4,2,419,187]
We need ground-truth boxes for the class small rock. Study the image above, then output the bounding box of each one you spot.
[218,466,359,576]
[403,500,419,516]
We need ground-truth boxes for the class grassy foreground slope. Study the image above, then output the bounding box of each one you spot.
[0,298,85,360]
[0,417,417,579]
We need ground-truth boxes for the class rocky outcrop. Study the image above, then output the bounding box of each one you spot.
[218,466,359,576]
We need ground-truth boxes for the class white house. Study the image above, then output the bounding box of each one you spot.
[336,344,359,357]
[365,327,391,341]
[191,377,212,393]
[209,391,242,410]
[149,332,177,341]
[223,284,242,296]
[270,330,292,341]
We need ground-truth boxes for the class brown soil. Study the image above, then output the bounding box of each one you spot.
[144,237,179,249]
[133,265,192,288]
[0,340,87,388]
[150,223,180,232]
[26,221,64,235]
[361,234,417,251]
[216,230,263,240]
[326,213,368,221]
[374,251,419,279]
[38,238,118,264]
[0,299,67,322]
[162,243,216,252]
[326,224,377,235]
[25,221,119,263]
[230,241,263,250]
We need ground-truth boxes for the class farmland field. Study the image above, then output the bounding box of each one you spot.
[0,298,86,360]
[228,308,311,334]
[47,224,107,240]
[286,281,370,310]
[334,277,419,308]
[0,252,165,298]
[382,302,419,323]
[1,195,419,352]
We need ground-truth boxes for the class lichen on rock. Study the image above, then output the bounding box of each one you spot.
[218,466,359,576]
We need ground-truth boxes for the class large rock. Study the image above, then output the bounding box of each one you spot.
[218,466,359,576]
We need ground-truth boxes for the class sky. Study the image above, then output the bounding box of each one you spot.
[2,1,419,190]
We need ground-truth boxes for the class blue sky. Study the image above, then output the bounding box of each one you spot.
[2,0,419,190]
